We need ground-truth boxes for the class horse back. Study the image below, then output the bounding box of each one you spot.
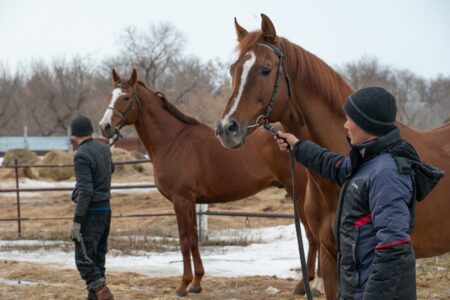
[398,123,450,169]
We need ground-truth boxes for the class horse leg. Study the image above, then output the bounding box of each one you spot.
[319,242,338,300]
[292,232,321,296]
[187,204,204,293]
[173,198,195,297]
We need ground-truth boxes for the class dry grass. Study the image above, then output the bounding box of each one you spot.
[0,178,449,299]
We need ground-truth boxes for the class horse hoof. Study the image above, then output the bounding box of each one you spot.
[176,290,188,297]
[188,284,202,293]
[292,285,305,295]
[292,285,321,297]
[311,288,321,297]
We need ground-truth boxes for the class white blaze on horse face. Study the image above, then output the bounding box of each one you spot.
[99,88,126,127]
[221,51,256,127]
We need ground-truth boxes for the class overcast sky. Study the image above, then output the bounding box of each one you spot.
[0,0,449,78]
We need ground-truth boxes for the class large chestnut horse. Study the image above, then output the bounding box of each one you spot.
[99,69,319,297]
[216,14,450,299]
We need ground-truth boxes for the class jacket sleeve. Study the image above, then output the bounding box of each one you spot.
[73,154,94,224]
[363,168,414,299]
[292,140,349,186]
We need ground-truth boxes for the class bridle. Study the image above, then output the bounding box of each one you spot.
[107,84,140,147]
[247,42,292,129]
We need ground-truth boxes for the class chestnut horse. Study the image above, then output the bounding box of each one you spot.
[216,14,450,299]
[99,69,320,296]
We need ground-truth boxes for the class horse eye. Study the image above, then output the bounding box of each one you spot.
[261,67,271,76]
[123,96,130,101]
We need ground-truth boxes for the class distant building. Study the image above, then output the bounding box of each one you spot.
[1,136,147,156]
[0,136,71,156]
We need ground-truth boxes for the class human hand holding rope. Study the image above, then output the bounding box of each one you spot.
[273,130,299,152]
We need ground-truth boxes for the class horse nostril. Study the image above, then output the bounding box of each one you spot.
[104,123,111,132]
[215,125,223,137]
[226,120,239,135]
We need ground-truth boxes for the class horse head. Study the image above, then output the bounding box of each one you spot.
[216,14,292,148]
[99,68,140,138]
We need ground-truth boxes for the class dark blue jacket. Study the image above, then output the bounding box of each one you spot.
[292,129,423,300]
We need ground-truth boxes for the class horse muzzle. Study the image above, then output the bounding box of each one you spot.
[99,122,115,139]
[215,119,246,149]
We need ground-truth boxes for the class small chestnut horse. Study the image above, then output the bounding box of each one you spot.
[216,14,450,299]
[99,69,319,296]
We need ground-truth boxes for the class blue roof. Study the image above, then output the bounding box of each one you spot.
[0,136,71,153]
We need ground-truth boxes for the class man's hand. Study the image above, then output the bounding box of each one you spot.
[71,187,79,203]
[70,222,81,242]
[274,131,300,152]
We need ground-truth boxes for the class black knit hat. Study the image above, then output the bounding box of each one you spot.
[70,116,93,137]
[343,87,397,136]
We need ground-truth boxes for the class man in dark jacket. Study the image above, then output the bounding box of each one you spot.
[70,116,115,300]
[275,87,444,300]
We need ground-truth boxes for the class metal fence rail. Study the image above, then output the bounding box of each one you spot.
[0,159,154,237]
[0,211,294,222]
[0,159,152,169]
[0,159,293,238]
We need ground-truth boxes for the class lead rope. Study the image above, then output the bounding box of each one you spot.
[289,148,313,300]
[108,131,122,147]
[263,123,313,300]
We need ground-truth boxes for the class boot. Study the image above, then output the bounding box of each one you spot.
[95,285,114,300]
[87,288,97,300]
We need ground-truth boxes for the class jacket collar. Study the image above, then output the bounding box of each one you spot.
[79,137,94,147]
[352,127,401,160]
[347,128,401,174]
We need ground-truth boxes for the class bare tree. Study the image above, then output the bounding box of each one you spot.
[340,56,394,90]
[0,63,22,135]
[23,56,102,136]
[116,22,186,88]
[340,56,450,130]
[171,58,230,127]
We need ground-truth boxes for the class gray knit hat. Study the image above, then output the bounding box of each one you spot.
[343,87,397,136]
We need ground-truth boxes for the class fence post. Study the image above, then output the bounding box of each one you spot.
[14,159,22,238]
[196,204,208,241]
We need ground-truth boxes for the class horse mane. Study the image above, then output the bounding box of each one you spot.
[238,32,354,114]
[136,81,198,125]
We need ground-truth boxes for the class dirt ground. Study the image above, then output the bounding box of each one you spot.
[0,172,449,299]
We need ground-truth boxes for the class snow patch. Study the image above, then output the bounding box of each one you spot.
[0,276,37,286]
[0,224,311,279]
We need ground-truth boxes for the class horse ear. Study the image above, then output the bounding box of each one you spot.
[260,13,277,43]
[234,17,248,41]
[112,68,120,84]
[129,68,137,86]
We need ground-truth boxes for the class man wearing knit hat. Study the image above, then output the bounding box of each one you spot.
[70,116,115,300]
[275,87,443,299]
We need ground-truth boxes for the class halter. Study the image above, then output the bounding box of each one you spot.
[248,42,292,129]
[108,84,140,146]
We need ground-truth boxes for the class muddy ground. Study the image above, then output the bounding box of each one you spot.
[0,172,449,299]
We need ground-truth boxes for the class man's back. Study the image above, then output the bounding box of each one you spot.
[73,139,113,223]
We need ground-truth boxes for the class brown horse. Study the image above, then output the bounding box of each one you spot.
[98,69,320,297]
[216,14,450,299]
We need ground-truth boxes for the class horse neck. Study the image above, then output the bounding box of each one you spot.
[133,88,185,159]
[281,42,354,154]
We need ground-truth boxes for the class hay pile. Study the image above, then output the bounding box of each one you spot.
[112,148,152,179]
[1,147,152,181]
[1,148,38,178]
[34,150,74,181]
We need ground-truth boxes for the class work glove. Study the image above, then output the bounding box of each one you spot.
[70,222,81,242]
